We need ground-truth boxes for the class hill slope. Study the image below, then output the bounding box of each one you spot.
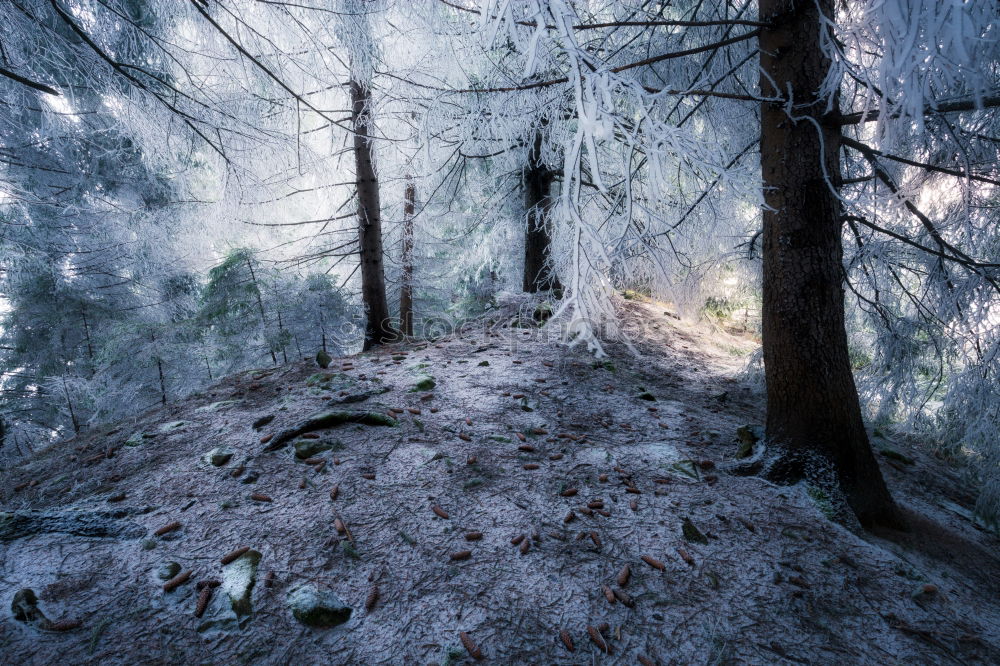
[2,300,998,664]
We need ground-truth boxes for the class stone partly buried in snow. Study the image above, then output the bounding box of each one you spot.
[11,588,47,627]
[203,447,235,466]
[124,432,156,447]
[222,548,261,617]
[287,583,352,628]
[294,438,338,460]
[156,562,182,581]
[0,509,145,542]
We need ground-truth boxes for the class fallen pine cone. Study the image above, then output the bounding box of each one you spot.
[560,488,578,497]
[301,432,321,439]
[250,492,273,502]
[519,539,530,555]
[467,456,477,465]
[612,588,635,607]
[515,432,526,442]
[590,531,602,547]
[230,466,245,478]
[450,550,472,561]
[196,579,221,589]
[264,571,275,588]
[617,564,631,587]
[260,434,274,444]
[638,655,657,666]
[365,585,380,612]
[518,444,536,452]
[163,570,193,593]
[677,547,695,566]
[432,505,450,519]
[531,427,548,435]
[154,521,181,537]
[13,480,31,492]
[458,433,472,442]
[107,492,126,503]
[430,407,439,413]
[564,511,577,524]
[559,629,575,652]
[641,555,665,571]
[596,509,611,517]
[194,586,213,618]
[329,485,339,501]
[303,457,324,465]
[549,453,563,461]
[630,500,639,511]
[459,631,484,660]
[586,625,610,654]
[361,473,375,480]
[578,507,593,517]
[587,500,604,509]
[407,407,421,415]
[523,463,539,470]
[220,546,251,565]
[465,417,473,426]
[510,534,525,545]
[598,474,608,482]
[298,477,308,489]
[465,531,483,541]
[334,518,346,534]
[625,486,641,494]
[48,619,82,632]
[602,585,616,604]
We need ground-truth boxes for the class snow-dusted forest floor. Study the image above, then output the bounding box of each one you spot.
[2,298,998,665]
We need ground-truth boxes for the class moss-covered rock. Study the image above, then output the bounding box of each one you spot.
[156,562,182,581]
[681,517,709,545]
[735,424,763,459]
[294,438,338,460]
[203,447,234,466]
[222,549,261,617]
[412,375,436,392]
[287,583,352,628]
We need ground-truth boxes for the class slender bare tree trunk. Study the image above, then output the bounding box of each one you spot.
[399,176,416,337]
[245,256,277,365]
[523,130,560,293]
[351,78,394,349]
[151,332,167,406]
[758,0,902,528]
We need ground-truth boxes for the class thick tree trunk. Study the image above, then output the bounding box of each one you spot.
[758,0,902,528]
[399,177,415,337]
[351,78,394,350]
[522,130,560,293]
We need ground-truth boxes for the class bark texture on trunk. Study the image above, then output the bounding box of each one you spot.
[522,131,560,293]
[758,0,902,528]
[399,177,415,337]
[351,78,394,350]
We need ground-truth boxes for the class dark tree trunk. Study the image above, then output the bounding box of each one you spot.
[245,256,277,365]
[351,78,394,350]
[399,177,415,337]
[758,0,902,528]
[522,130,560,293]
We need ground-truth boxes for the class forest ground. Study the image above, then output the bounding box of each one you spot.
[1,296,998,665]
